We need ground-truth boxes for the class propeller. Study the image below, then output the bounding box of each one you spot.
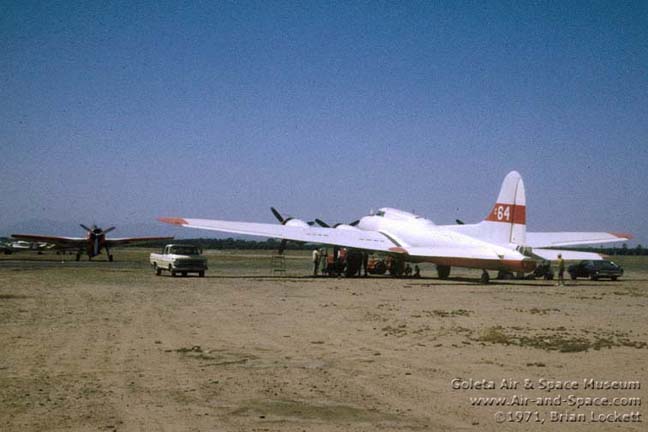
[270,208,290,255]
[81,224,116,236]
[271,207,285,224]
[314,219,330,228]
[270,207,322,254]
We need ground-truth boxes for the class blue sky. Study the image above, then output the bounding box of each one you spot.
[1,1,647,243]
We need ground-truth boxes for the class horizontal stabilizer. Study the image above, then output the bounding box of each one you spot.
[526,232,632,248]
[532,248,605,261]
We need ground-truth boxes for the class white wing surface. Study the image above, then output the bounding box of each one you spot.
[159,217,538,272]
[531,248,605,261]
[159,217,399,252]
[526,232,632,248]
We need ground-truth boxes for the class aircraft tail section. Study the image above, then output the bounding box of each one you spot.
[481,170,526,245]
[449,171,527,245]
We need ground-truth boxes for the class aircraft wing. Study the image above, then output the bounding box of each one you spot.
[158,217,532,268]
[531,248,605,261]
[159,217,399,252]
[11,234,86,248]
[526,232,632,248]
[105,236,174,247]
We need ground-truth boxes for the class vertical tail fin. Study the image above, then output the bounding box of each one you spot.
[480,171,526,245]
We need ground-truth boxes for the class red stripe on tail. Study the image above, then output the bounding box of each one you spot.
[485,203,526,225]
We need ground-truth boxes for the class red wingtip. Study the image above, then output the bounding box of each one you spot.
[388,247,408,254]
[158,217,188,226]
[609,232,633,240]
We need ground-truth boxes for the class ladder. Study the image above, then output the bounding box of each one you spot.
[271,254,286,274]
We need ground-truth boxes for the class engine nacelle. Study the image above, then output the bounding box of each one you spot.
[284,218,309,228]
[335,224,361,231]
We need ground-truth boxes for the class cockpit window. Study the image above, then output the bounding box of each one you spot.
[375,210,385,217]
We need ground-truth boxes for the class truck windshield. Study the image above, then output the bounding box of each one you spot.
[170,246,199,255]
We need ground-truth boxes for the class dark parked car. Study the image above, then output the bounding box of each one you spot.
[568,260,624,281]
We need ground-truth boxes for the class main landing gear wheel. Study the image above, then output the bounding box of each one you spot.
[480,270,490,284]
[437,265,451,279]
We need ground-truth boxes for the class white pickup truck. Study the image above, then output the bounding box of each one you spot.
[150,244,208,277]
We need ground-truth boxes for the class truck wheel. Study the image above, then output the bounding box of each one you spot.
[611,276,618,281]
[199,271,205,278]
[154,263,162,276]
[171,271,176,277]
[590,274,598,281]
[570,274,577,280]
[181,272,187,277]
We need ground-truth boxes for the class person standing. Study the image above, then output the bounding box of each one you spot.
[557,254,565,286]
[312,248,321,276]
[362,252,369,277]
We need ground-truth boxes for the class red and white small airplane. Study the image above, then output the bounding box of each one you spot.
[159,171,631,282]
[12,224,173,261]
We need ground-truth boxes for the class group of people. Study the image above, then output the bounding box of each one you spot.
[311,247,422,278]
[312,247,363,277]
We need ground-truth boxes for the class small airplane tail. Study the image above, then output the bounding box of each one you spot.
[456,171,526,245]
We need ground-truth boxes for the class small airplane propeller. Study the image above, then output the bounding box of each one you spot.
[80,224,116,236]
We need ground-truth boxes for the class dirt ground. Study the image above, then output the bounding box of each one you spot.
[1,250,646,431]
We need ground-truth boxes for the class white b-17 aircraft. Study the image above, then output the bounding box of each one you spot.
[159,171,631,282]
